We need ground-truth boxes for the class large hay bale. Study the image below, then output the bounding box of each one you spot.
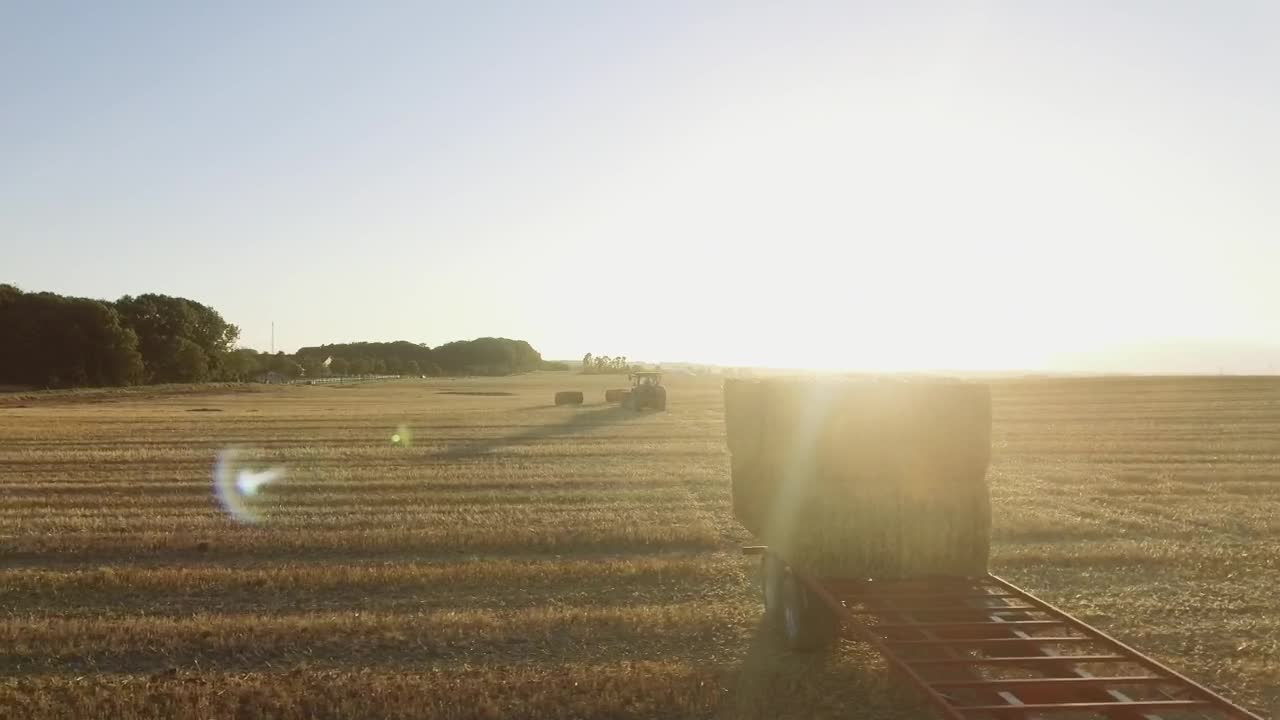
[604,388,630,403]
[724,377,992,579]
[554,391,584,406]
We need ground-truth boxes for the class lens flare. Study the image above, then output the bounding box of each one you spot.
[214,448,285,524]
[391,424,412,447]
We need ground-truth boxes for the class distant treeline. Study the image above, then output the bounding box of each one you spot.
[0,285,551,388]
[581,353,635,374]
[295,338,547,378]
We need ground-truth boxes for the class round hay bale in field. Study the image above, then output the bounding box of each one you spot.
[554,391,584,406]
[604,388,629,403]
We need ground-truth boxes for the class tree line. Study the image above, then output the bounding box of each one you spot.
[0,285,551,388]
[294,337,546,378]
[580,353,635,374]
[0,285,240,387]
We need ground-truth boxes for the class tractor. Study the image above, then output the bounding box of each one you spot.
[627,371,666,411]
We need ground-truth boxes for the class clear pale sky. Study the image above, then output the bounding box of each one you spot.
[3,2,1278,372]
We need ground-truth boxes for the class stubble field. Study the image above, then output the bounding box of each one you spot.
[0,373,1276,718]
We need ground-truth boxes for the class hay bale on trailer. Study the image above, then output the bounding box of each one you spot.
[554,391,584,406]
[724,377,992,579]
[604,388,630,403]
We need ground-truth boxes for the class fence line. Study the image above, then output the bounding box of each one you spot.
[278,375,403,386]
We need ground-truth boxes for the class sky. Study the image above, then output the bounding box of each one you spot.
[3,2,1278,372]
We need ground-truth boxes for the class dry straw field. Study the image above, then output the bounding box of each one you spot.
[1,374,1277,718]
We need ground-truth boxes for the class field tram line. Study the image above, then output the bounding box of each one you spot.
[1066,492,1261,543]
[0,537,729,570]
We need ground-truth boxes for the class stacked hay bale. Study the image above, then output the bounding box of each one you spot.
[554,391,584,405]
[724,377,992,579]
[604,388,630,403]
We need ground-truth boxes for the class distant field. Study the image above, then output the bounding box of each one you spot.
[0,374,1276,718]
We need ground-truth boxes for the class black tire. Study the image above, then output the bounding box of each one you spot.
[654,386,667,411]
[780,571,838,651]
[761,554,784,626]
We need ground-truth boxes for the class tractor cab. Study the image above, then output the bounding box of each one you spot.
[627,372,667,410]
[630,371,662,387]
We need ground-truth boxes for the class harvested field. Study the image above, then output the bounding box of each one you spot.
[0,374,1277,718]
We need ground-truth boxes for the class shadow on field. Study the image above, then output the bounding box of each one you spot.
[728,619,829,717]
[724,619,923,719]
[435,403,645,459]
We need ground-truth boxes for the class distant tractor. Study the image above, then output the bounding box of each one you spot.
[627,371,666,411]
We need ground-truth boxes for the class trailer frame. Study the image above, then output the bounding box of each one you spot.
[743,546,1263,720]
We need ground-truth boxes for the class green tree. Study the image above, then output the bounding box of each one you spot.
[349,357,373,375]
[160,336,210,383]
[294,338,543,378]
[217,349,261,381]
[72,300,145,386]
[0,287,145,388]
[268,353,302,379]
[116,294,239,383]
[294,341,435,375]
[301,356,326,378]
[404,360,421,376]
[431,337,543,375]
[329,357,350,376]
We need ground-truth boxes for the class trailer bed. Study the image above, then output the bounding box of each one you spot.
[747,549,1262,720]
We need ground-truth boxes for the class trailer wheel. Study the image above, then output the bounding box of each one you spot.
[780,572,837,651]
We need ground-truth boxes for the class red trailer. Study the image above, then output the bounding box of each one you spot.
[745,547,1263,720]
